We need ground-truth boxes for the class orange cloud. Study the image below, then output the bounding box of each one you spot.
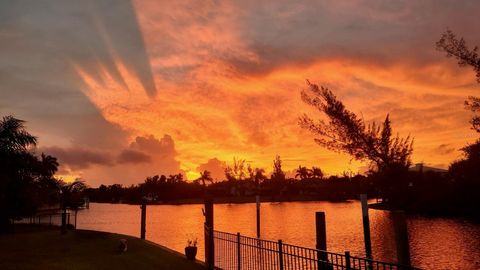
[72,0,480,183]
[76,51,477,181]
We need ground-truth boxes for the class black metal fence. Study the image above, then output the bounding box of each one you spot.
[212,230,421,270]
[12,211,76,228]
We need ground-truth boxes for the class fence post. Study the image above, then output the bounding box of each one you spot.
[74,209,78,229]
[140,202,146,240]
[204,199,214,269]
[316,212,327,269]
[237,232,241,270]
[278,240,284,270]
[345,251,351,270]
[61,208,67,234]
[360,194,372,258]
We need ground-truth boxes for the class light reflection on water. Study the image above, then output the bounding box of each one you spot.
[77,202,480,270]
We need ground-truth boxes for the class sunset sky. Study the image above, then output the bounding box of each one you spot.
[1,0,479,186]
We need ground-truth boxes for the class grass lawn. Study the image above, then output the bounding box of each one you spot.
[0,227,206,270]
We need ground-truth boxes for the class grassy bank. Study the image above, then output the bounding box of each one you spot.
[0,227,205,270]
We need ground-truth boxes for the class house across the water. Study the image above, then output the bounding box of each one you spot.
[409,163,448,174]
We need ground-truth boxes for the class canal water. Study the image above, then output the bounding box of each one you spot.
[77,202,480,270]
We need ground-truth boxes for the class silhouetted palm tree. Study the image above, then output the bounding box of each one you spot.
[57,180,86,232]
[311,167,324,180]
[0,116,38,232]
[197,170,213,186]
[39,153,59,178]
[58,180,86,209]
[0,115,37,154]
[167,173,184,184]
[295,166,311,180]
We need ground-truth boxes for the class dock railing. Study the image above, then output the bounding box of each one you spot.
[211,230,421,270]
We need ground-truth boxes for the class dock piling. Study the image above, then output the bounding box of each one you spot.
[392,211,411,266]
[315,211,327,269]
[204,199,214,269]
[360,194,372,258]
[140,202,146,240]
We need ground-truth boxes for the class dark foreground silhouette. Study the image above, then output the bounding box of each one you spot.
[0,225,205,270]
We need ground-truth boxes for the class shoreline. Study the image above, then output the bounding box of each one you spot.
[94,195,356,206]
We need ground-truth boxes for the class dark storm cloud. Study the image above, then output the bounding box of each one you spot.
[117,149,152,164]
[80,134,183,185]
[227,0,480,76]
[41,146,114,170]
[129,135,177,158]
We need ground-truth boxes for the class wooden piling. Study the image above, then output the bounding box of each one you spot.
[140,202,146,240]
[392,211,411,266]
[204,199,214,269]
[360,194,372,258]
[316,212,327,269]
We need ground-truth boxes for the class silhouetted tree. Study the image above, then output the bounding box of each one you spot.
[448,139,480,210]
[295,166,311,180]
[142,175,159,200]
[299,81,414,201]
[0,116,37,153]
[248,167,267,193]
[311,167,324,180]
[225,158,247,181]
[437,30,480,132]
[300,82,413,171]
[167,173,184,184]
[271,155,285,181]
[175,173,184,182]
[57,180,86,232]
[159,174,167,184]
[1,116,40,231]
[437,29,480,82]
[449,140,480,181]
[58,180,86,210]
[196,170,213,186]
[39,153,59,178]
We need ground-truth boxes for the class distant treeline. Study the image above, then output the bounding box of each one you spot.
[85,156,480,217]
[86,174,371,204]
